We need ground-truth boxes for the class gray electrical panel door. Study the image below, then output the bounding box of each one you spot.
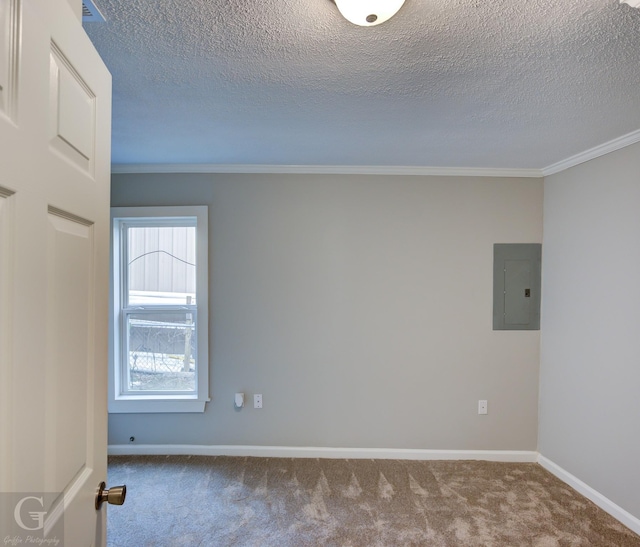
[493,243,541,330]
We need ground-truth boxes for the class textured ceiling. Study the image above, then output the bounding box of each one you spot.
[84,0,640,170]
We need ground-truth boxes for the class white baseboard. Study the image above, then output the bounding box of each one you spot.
[538,454,640,536]
[108,443,538,462]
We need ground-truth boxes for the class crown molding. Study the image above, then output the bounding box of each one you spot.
[541,129,640,176]
[111,129,640,178]
[111,163,543,178]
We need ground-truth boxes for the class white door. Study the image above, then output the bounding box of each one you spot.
[0,0,112,545]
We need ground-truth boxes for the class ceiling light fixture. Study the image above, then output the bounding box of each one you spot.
[620,0,640,7]
[334,0,406,26]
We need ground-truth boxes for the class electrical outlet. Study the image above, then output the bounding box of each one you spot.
[254,394,262,409]
[478,400,488,415]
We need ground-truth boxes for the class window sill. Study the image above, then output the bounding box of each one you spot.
[109,396,209,413]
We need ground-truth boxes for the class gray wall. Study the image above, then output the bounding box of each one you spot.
[540,142,640,519]
[110,173,543,450]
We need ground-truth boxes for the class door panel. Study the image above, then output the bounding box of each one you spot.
[45,211,93,495]
[0,0,19,121]
[49,42,96,174]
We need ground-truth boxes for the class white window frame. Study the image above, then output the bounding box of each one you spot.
[109,205,209,413]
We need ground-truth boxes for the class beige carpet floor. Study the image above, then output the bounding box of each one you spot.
[107,455,640,546]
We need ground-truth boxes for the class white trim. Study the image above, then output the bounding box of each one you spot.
[620,0,640,9]
[108,443,538,462]
[541,129,640,176]
[109,206,209,414]
[111,163,543,178]
[538,454,640,536]
[108,399,208,413]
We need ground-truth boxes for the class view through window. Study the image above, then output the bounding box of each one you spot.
[126,225,197,392]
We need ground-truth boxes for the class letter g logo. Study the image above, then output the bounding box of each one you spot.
[14,496,47,531]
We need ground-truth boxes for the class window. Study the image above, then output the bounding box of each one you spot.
[110,206,209,413]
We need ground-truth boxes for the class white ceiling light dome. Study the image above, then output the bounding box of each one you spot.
[334,0,406,26]
[620,0,640,7]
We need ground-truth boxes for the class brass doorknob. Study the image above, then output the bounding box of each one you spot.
[95,481,127,510]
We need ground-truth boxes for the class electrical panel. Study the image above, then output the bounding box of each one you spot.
[493,243,541,330]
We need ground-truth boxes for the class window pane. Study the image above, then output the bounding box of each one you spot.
[126,312,196,392]
[127,226,196,305]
